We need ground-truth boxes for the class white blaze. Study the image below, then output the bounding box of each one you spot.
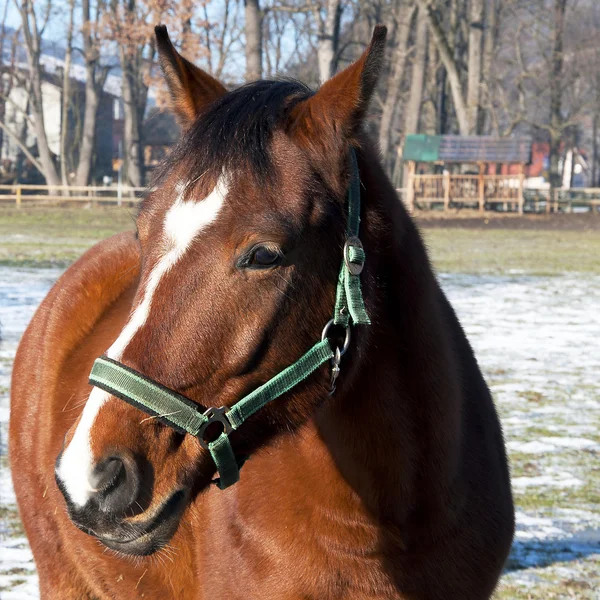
[56,177,228,506]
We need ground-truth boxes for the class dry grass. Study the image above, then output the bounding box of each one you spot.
[1,206,599,275]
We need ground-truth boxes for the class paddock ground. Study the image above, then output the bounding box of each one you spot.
[2,206,600,275]
[0,206,599,599]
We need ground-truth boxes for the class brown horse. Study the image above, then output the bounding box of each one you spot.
[10,25,514,599]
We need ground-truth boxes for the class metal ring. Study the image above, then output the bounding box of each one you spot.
[321,319,351,356]
[344,236,364,276]
[197,406,233,450]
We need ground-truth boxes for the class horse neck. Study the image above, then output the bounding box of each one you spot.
[314,148,464,534]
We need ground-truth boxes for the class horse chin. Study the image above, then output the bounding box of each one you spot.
[92,489,187,557]
[98,523,177,557]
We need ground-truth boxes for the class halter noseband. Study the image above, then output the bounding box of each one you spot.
[88,150,370,489]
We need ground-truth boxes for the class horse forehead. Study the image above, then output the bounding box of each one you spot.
[163,177,229,250]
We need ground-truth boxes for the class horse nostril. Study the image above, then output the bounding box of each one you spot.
[91,455,140,516]
[92,458,124,493]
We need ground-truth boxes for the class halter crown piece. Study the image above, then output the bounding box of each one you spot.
[89,150,370,489]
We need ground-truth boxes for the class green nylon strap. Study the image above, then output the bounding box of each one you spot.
[226,339,333,429]
[89,340,334,489]
[347,149,361,235]
[209,432,241,489]
[334,150,371,327]
[212,339,333,486]
[89,357,208,435]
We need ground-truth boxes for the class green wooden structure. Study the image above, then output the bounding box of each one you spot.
[402,135,532,213]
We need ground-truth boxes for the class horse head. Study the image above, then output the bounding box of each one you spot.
[55,24,386,556]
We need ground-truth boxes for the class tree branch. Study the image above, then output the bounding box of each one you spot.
[0,120,44,174]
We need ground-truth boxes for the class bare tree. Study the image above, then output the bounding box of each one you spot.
[0,0,10,160]
[548,0,568,193]
[0,42,43,180]
[416,0,469,134]
[200,0,243,81]
[245,0,263,80]
[466,0,484,133]
[404,8,429,137]
[316,0,342,82]
[378,1,416,162]
[15,0,61,186]
[415,0,486,134]
[75,0,111,186]
[105,0,178,186]
[60,0,75,186]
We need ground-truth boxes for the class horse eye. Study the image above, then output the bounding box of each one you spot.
[249,245,282,268]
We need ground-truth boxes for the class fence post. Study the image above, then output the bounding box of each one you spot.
[406,161,415,213]
[16,185,22,208]
[478,163,485,213]
[518,167,524,215]
[443,171,450,211]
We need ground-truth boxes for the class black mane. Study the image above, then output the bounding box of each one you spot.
[154,79,313,187]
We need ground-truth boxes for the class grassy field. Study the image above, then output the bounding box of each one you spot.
[422,228,600,275]
[1,206,599,599]
[2,206,600,274]
[0,207,135,268]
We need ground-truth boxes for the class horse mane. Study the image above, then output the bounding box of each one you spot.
[150,79,313,193]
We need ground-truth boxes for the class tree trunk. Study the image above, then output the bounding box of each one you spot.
[439,0,457,134]
[466,0,484,134]
[404,10,428,137]
[317,0,342,83]
[422,32,439,134]
[0,0,9,157]
[18,0,61,186]
[74,0,103,187]
[15,100,31,180]
[29,63,60,185]
[402,10,428,186]
[416,0,469,135]
[378,2,416,166]
[549,0,568,198]
[122,65,143,187]
[244,0,263,81]
[60,0,76,186]
[593,113,598,187]
[480,0,498,134]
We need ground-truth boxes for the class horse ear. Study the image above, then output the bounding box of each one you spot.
[289,25,387,153]
[155,25,227,128]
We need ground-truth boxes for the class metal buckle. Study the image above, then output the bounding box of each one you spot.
[321,319,351,355]
[344,236,364,276]
[197,406,233,449]
[321,319,351,394]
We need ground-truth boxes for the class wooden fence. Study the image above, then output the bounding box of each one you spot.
[524,188,600,213]
[0,184,145,206]
[402,174,600,214]
[2,182,600,214]
[406,173,524,213]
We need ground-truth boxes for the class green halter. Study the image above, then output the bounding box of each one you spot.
[89,149,370,489]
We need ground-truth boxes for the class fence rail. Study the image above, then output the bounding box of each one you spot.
[0,184,145,206]
[2,182,600,214]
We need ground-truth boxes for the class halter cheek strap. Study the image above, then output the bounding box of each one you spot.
[88,149,370,490]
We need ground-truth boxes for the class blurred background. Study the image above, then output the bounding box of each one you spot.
[2,0,600,193]
[0,1,599,598]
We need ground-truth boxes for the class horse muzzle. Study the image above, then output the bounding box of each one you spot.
[94,489,187,555]
[66,487,186,556]
[55,447,187,555]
